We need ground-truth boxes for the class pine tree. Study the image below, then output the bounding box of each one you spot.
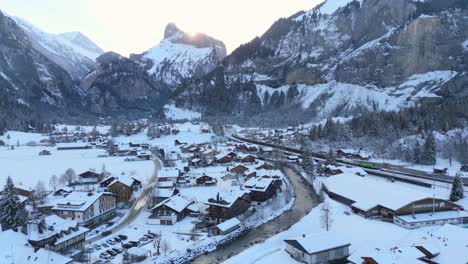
[450,174,465,202]
[301,149,315,179]
[421,132,436,165]
[327,148,335,165]
[0,177,28,230]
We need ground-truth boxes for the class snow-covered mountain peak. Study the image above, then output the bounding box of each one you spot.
[130,23,227,88]
[10,15,104,80]
[164,22,182,39]
[58,31,105,57]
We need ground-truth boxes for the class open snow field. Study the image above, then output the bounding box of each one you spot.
[0,144,153,190]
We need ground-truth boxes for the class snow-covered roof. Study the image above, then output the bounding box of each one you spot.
[243,177,274,192]
[348,224,468,264]
[396,210,468,224]
[52,192,110,212]
[107,174,137,188]
[28,215,81,242]
[56,142,89,148]
[0,230,72,263]
[284,232,350,255]
[152,188,175,198]
[159,168,179,178]
[205,190,248,208]
[256,169,282,178]
[323,175,440,211]
[151,195,193,213]
[216,217,241,232]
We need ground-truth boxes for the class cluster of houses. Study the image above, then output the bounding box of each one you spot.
[147,141,287,236]
[2,168,146,261]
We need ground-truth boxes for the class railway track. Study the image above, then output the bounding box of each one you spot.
[230,135,468,188]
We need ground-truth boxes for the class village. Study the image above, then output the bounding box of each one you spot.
[0,121,467,264]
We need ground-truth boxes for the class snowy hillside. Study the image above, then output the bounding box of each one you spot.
[11,16,104,80]
[255,70,458,119]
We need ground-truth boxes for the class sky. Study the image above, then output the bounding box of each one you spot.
[0,0,323,56]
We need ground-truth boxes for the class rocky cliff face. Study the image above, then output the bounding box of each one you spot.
[130,23,226,88]
[11,16,104,81]
[82,52,168,116]
[0,11,85,128]
[175,0,468,122]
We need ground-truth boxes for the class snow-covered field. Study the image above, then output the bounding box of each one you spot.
[0,131,153,190]
[164,104,201,121]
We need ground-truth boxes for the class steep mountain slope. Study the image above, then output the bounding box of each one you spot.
[0,11,85,128]
[174,0,468,122]
[82,52,168,117]
[130,23,226,88]
[11,16,104,80]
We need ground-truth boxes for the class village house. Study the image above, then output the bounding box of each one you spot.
[243,177,278,206]
[56,143,91,151]
[26,215,89,254]
[230,165,249,176]
[100,175,142,204]
[284,233,351,264]
[213,217,242,236]
[196,174,217,185]
[151,188,179,207]
[158,168,180,185]
[214,153,234,164]
[205,191,251,224]
[52,192,116,226]
[0,230,73,264]
[149,195,197,225]
[238,154,256,163]
[69,171,103,191]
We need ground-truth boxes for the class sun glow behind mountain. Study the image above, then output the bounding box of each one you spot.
[0,0,323,56]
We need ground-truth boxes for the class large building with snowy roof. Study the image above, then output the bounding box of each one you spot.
[323,175,466,228]
[52,191,116,226]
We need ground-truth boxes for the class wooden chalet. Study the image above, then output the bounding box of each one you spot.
[196,174,217,185]
[205,192,251,224]
[230,165,249,175]
[243,177,278,206]
[149,195,197,225]
[239,154,256,163]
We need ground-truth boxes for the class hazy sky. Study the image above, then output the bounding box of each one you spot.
[0,0,323,56]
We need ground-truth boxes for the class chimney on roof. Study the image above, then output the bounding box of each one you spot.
[302,234,305,238]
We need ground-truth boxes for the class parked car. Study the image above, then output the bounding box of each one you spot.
[94,244,102,250]
[113,247,124,254]
[113,237,122,242]
[101,230,112,237]
[139,236,149,242]
[106,250,117,256]
[122,243,134,249]
[99,252,110,259]
[144,233,156,239]
[101,243,109,248]
[129,241,140,247]
[118,234,128,240]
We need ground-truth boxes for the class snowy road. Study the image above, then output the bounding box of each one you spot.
[190,165,320,264]
[87,158,161,244]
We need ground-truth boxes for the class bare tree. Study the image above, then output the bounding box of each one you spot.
[33,181,48,205]
[160,239,171,256]
[49,175,58,192]
[59,168,76,186]
[154,232,161,255]
[321,201,333,231]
